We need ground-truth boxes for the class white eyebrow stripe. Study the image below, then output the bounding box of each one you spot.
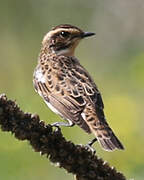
[42,28,80,44]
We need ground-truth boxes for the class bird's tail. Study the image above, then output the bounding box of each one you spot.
[95,126,124,151]
[84,107,124,151]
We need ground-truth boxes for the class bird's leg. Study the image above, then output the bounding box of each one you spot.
[51,122,74,132]
[51,121,75,127]
[87,138,97,146]
[85,138,97,154]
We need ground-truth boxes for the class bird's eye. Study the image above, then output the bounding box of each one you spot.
[60,31,70,38]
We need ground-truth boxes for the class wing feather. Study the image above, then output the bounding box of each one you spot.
[33,56,105,133]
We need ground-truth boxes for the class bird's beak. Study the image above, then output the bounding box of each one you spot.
[82,32,95,38]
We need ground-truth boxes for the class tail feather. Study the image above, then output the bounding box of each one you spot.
[85,117,124,151]
[92,125,124,151]
[98,132,124,151]
[83,104,124,151]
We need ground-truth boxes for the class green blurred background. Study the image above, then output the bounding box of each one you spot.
[0,0,144,179]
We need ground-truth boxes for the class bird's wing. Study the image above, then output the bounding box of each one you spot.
[67,60,124,151]
[33,55,106,132]
[33,61,91,133]
[73,60,105,117]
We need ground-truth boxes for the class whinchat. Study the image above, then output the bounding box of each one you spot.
[33,24,124,151]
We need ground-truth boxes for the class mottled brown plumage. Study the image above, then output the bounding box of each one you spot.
[33,24,124,151]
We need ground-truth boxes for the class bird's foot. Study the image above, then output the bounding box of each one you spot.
[51,121,74,132]
[51,121,74,127]
[84,144,96,154]
[51,122,61,132]
[84,138,97,154]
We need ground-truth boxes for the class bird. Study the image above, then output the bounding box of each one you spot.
[33,24,124,151]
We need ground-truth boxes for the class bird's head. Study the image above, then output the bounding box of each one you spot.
[42,24,95,56]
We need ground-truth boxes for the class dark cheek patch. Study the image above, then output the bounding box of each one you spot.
[50,34,73,51]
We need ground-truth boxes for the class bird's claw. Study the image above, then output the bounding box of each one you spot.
[84,144,96,154]
[84,138,97,154]
[51,123,61,132]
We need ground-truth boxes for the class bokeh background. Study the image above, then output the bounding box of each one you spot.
[0,0,144,179]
